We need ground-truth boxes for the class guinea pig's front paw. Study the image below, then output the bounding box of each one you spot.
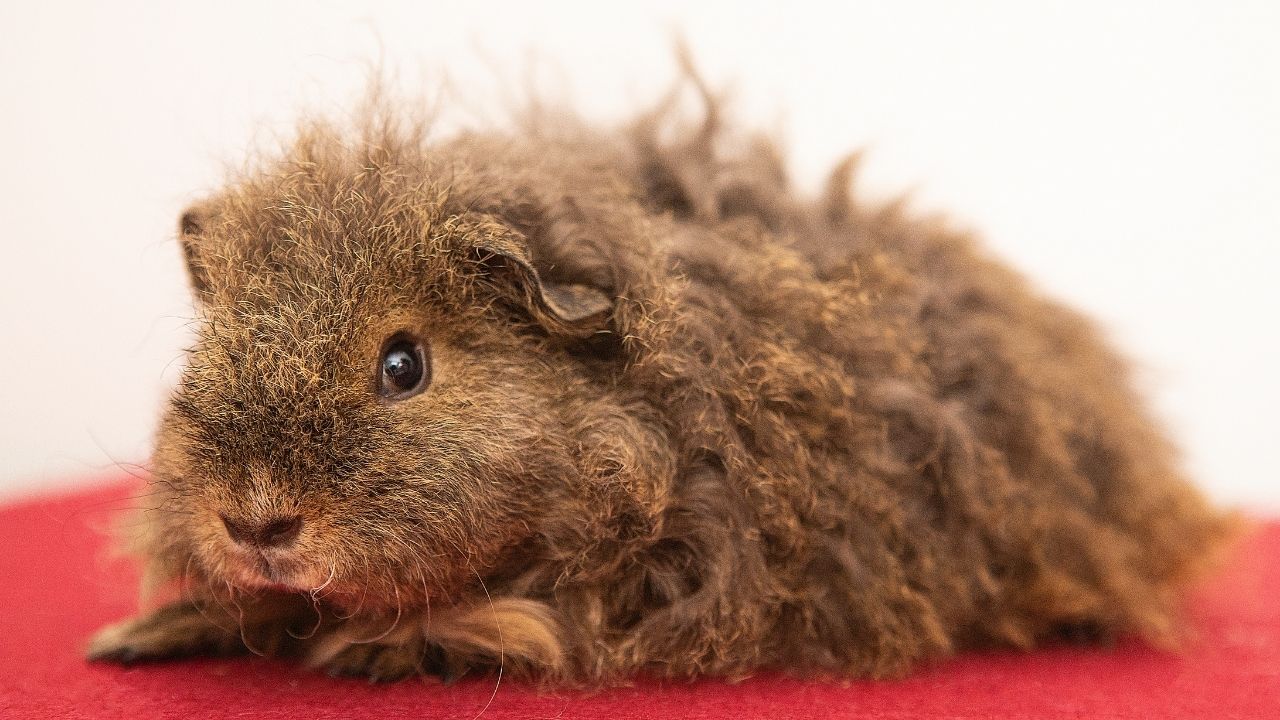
[309,633,481,684]
[314,639,430,683]
[87,601,245,665]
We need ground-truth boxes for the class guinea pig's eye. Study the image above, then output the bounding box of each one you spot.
[378,336,430,400]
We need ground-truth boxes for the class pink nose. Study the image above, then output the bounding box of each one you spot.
[220,514,302,548]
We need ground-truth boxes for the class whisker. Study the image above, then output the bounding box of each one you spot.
[181,555,237,635]
[227,585,268,658]
[335,553,373,620]
[311,562,337,597]
[287,599,325,641]
[471,561,503,720]
[288,561,337,641]
[421,562,432,634]
[349,572,402,644]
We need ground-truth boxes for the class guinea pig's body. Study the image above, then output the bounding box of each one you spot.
[88,89,1229,684]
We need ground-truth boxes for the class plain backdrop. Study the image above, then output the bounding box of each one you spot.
[1,1,1277,510]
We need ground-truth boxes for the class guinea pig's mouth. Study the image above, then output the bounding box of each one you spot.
[227,549,331,595]
[255,555,291,585]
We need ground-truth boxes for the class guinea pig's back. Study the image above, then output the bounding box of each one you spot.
[829,203,1234,645]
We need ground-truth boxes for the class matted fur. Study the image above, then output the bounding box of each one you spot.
[87,72,1232,685]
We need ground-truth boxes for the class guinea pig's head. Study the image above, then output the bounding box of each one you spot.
[144,144,668,612]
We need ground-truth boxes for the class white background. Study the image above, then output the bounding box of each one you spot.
[1,1,1277,511]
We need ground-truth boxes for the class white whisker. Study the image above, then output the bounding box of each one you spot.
[471,562,503,720]
[350,573,402,644]
[310,562,337,597]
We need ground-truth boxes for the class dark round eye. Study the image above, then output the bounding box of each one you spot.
[378,337,429,400]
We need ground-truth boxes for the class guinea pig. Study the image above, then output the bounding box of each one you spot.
[87,73,1232,685]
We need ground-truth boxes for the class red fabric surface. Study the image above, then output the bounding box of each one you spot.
[1,478,1275,719]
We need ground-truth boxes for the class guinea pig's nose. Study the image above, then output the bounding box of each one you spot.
[220,513,303,548]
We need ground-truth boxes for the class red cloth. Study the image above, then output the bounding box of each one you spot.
[1,478,1275,719]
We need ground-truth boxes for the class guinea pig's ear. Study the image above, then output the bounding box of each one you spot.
[177,207,213,299]
[471,233,613,339]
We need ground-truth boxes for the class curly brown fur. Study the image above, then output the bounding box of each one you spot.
[87,71,1233,685]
